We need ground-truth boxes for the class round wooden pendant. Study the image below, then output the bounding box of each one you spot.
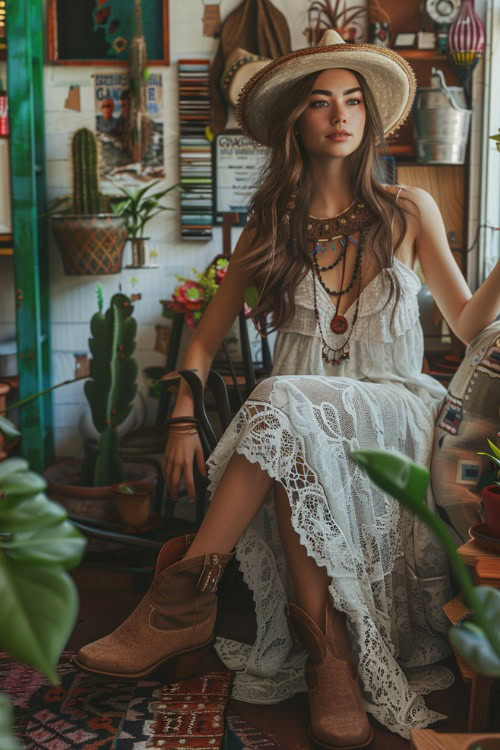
[330,315,348,334]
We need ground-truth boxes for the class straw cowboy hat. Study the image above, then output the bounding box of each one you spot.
[221,48,272,108]
[237,29,417,145]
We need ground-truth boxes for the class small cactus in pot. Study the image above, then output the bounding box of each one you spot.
[82,288,138,487]
[51,128,127,275]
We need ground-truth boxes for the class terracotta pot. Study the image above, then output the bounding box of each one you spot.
[111,480,154,528]
[482,484,500,538]
[52,214,127,275]
[44,459,156,524]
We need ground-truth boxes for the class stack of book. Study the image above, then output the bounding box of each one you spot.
[178,59,213,241]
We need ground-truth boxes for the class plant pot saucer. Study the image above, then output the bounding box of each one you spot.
[111,512,161,534]
[469,523,500,553]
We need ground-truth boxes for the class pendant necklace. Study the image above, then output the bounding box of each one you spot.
[331,246,348,334]
[311,234,364,366]
[304,199,374,365]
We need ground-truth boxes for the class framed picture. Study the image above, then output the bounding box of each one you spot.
[393,32,417,49]
[213,131,269,224]
[48,0,169,66]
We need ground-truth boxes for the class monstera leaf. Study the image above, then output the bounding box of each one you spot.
[0,454,85,681]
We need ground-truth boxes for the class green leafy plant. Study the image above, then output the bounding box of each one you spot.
[82,289,138,487]
[110,180,178,239]
[0,418,86,748]
[489,129,500,153]
[478,438,500,487]
[352,449,500,678]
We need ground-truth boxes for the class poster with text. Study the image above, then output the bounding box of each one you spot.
[94,72,164,184]
[215,133,269,222]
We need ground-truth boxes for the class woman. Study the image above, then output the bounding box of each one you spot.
[76,31,500,745]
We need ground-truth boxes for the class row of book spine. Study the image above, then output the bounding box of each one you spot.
[178,59,213,241]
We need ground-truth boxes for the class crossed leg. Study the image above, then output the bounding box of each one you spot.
[184,451,329,631]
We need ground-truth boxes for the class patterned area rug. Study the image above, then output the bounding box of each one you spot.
[0,654,233,748]
[225,710,280,749]
[0,654,279,749]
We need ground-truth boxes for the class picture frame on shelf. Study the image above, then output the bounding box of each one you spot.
[48,0,169,65]
[213,131,269,225]
[393,32,417,49]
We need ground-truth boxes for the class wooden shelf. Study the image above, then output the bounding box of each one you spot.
[0,247,13,256]
[397,50,449,62]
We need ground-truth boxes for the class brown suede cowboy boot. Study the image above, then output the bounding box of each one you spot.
[287,601,374,749]
[74,534,234,679]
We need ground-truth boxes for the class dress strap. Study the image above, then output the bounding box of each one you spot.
[391,186,404,231]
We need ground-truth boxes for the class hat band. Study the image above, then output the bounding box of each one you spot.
[222,54,267,90]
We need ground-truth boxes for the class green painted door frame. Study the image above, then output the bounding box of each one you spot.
[7,0,54,470]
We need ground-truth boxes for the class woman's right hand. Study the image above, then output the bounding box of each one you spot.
[163,431,207,502]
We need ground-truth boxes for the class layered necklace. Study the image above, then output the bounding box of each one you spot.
[305,199,375,366]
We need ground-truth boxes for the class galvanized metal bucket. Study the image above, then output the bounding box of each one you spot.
[412,69,472,164]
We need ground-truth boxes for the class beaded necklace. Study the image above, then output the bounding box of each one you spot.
[304,199,374,366]
[312,233,365,366]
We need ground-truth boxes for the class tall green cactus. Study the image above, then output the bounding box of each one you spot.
[83,293,138,487]
[72,128,104,215]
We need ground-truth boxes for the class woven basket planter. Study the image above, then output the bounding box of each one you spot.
[52,214,127,275]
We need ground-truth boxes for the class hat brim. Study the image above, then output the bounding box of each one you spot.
[237,43,416,145]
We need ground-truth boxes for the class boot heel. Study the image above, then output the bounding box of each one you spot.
[163,647,208,682]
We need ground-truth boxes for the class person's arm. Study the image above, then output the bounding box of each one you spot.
[406,186,499,344]
[164,225,256,499]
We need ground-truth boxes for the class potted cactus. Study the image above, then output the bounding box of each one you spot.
[51,128,127,275]
[44,290,156,523]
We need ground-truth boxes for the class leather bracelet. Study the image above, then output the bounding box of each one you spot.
[166,416,199,425]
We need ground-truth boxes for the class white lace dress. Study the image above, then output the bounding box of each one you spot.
[207,258,454,739]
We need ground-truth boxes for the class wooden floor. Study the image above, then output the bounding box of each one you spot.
[67,547,497,750]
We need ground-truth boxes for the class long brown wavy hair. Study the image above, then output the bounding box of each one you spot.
[236,68,417,333]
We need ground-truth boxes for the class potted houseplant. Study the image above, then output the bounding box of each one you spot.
[478,438,500,538]
[51,128,128,275]
[0,415,86,749]
[111,180,178,267]
[44,289,156,523]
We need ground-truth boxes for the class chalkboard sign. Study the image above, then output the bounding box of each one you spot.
[48,0,169,65]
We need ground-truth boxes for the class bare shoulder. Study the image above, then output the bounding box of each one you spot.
[382,184,422,257]
[382,183,427,208]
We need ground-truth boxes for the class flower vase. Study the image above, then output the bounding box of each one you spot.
[129,237,149,268]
